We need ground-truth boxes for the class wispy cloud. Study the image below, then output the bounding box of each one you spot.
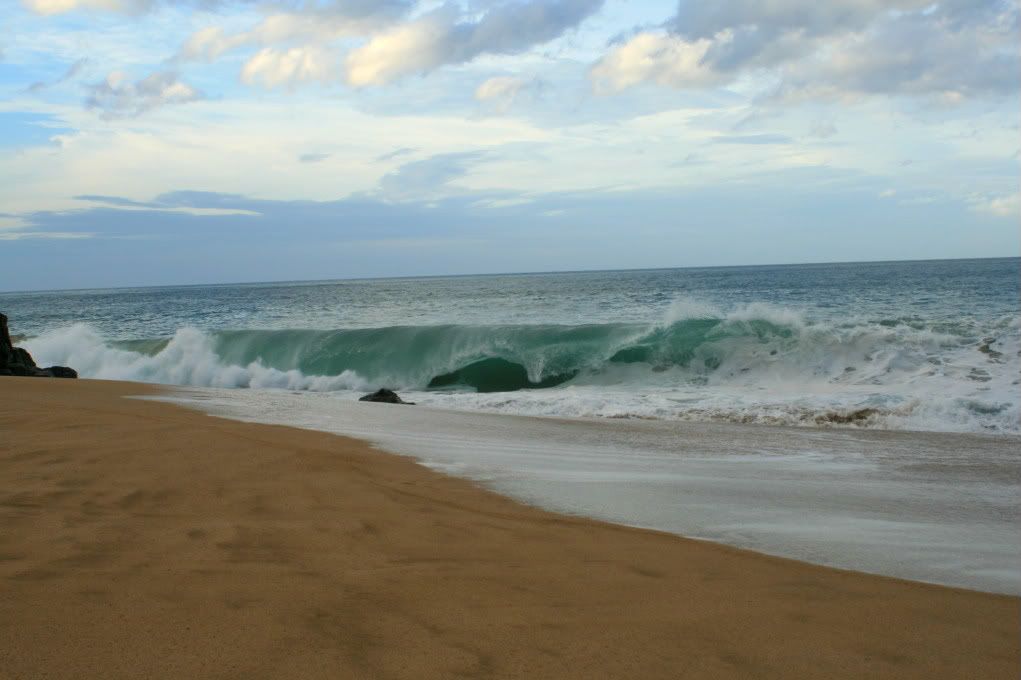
[712,134,793,145]
[0,230,93,240]
[298,152,331,163]
[85,70,203,118]
[25,57,88,93]
[972,191,1020,217]
[376,147,416,163]
[379,151,488,200]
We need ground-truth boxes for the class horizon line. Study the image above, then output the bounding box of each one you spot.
[1,254,1018,296]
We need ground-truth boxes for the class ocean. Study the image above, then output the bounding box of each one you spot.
[3,257,1019,592]
[5,257,1019,434]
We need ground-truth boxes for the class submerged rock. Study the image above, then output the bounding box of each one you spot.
[815,407,879,425]
[977,338,1003,362]
[0,313,78,379]
[358,388,413,405]
[41,365,79,379]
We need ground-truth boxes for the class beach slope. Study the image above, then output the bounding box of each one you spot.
[1,378,1017,679]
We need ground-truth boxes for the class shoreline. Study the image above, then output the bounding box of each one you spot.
[2,377,1018,678]
[157,384,1021,595]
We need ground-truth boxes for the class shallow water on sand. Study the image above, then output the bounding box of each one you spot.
[156,387,1021,595]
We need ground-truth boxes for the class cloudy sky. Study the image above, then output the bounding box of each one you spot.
[0,0,1018,290]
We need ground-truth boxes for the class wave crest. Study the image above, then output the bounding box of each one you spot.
[21,307,1019,433]
[26,324,368,391]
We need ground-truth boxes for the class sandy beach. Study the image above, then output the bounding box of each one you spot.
[1,378,1017,679]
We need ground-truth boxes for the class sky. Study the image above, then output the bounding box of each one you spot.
[0,0,1018,291]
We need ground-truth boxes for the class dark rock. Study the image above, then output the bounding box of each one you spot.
[0,313,10,350]
[41,366,78,379]
[0,312,78,379]
[10,346,37,370]
[815,407,879,425]
[358,388,413,405]
[978,338,1003,362]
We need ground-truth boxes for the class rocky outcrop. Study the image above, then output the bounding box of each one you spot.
[0,313,78,379]
[358,388,413,405]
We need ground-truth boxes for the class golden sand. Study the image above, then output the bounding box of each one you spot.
[1,378,1017,679]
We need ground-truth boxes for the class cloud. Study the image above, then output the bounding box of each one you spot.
[378,151,487,199]
[973,191,1020,217]
[591,32,723,93]
[173,0,602,89]
[668,0,928,44]
[774,8,1021,101]
[376,147,415,162]
[0,112,73,149]
[0,230,93,240]
[712,134,792,145]
[343,13,447,87]
[21,0,139,14]
[5,176,1015,290]
[180,6,408,62]
[85,70,203,118]
[241,47,336,88]
[474,75,534,112]
[24,0,382,14]
[298,152,331,163]
[305,0,603,87]
[74,194,157,208]
[25,58,88,93]
[591,0,1020,102]
[809,121,838,138]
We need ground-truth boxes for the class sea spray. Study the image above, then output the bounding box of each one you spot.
[25,324,369,391]
[22,304,1020,433]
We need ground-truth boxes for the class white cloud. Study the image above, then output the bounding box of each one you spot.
[590,32,725,93]
[179,25,240,63]
[0,230,94,240]
[21,0,140,14]
[345,12,450,87]
[174,0,603,89]
[346,1,602,87]
[474,75,530,112]
[179,11,398,63]
[85,70,202,118]
[974,192,1021,217]
[241,47,336,89]
[775,8,1020,101]
[592,0,1020,102]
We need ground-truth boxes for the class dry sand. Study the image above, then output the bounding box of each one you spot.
[1,377,1017,679]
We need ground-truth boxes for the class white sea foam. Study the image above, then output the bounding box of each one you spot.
[22,299,1020,434]
[152,386,1021,594]
[25,324,369,392]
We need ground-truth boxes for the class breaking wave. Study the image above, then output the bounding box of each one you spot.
[22,302,1020,434]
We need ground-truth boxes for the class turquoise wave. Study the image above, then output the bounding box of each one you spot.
[113,318,798,392]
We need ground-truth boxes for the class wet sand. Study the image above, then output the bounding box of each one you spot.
[1,378,1017,679]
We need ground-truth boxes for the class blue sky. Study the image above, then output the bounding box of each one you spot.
[0,0,1018,290]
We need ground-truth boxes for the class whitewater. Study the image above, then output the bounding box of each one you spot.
[7,258,1020,434]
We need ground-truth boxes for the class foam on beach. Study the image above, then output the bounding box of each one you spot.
[154,387,1021,595]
